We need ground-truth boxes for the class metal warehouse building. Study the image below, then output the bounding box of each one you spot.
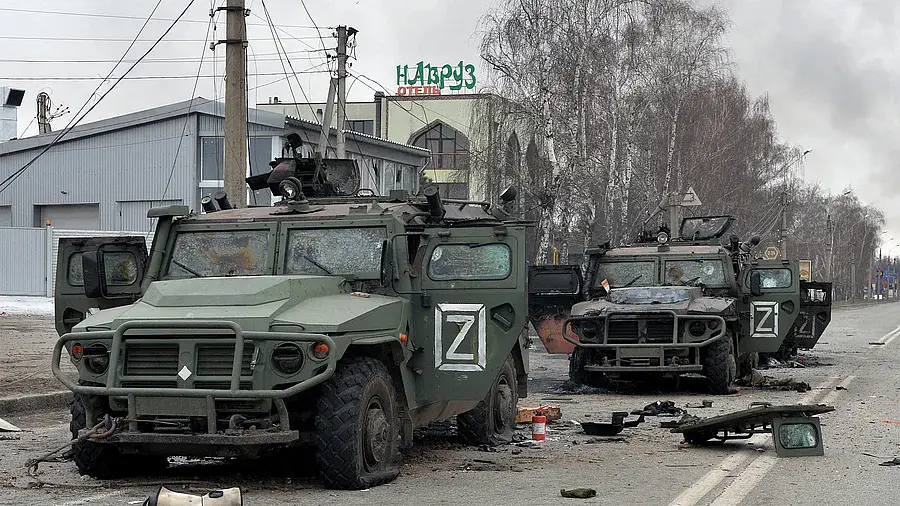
[0,97,428,295]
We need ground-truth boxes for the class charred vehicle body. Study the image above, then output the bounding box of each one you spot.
[52,141,530,489]
[529,216,833,394]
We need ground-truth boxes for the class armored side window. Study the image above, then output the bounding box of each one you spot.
[665,259,727,287]
[758,268,792,289]
[103,252,138,286]
[428,244,511,281]
[67,253,84,286]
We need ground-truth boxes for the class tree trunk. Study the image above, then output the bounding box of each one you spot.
[663,102,681,193]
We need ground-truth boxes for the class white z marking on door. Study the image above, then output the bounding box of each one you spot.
[750,301,779,338]
[434,303,487,372]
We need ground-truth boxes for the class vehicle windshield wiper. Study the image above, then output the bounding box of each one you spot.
[301,254,332,274]
[171,259,202,278]
[621,274,643,288]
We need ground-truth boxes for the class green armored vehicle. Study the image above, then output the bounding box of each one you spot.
[52,147,529,489]
[530,216,832,394]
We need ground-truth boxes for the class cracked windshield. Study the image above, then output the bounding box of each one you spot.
[165,230,269,278]
[594,261,656,288]
[284,228,386,275]
[664,259,727,286]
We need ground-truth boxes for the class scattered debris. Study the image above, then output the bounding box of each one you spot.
[632,400,684,417]
[560,488,597,499]
[835,386,847,391]
[737,369,811,392]
[516,404,562,423]
[146,487,243,505]
[581,421,624,436]
[882,420,900,425]
[0,417,22,432]
[880,457,900,467]
[478,445,498,453]
[550,381,608,395]
[685,400,713,409]
[511,448,522,455]
[665,464,700,468]
[584,437,627,444]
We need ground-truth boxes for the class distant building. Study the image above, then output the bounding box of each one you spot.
[0,97,428,231]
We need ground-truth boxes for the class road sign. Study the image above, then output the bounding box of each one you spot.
[764,246,780,260]
[681,187,702,207]
[799,259,811,281]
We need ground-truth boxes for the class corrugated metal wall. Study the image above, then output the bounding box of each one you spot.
[0,227,151,296]
[0,116,198,230]
[0,227,46,296]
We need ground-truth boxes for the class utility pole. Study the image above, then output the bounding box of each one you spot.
[779,191,788,259]
[36,92,51,134]
[335,25,350,159]
[825,215,834,281]
[223,0,248,208]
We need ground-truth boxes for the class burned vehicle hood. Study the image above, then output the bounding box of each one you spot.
[73,276,405,335]
[572,286,735,316]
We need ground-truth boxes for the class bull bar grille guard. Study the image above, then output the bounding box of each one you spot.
[562,311,727,350]
[52,320,338,435]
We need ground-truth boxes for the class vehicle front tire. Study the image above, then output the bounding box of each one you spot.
[568,349,609,388]
[70,395,167,479]
[703,336,738,395]
[315,356,400,490]
[457,356,518,446]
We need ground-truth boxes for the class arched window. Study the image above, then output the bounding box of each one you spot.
[411,121,470,199]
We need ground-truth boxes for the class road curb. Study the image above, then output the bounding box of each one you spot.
[0,391,72,415]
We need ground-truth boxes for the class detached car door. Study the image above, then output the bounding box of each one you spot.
[55,237,148,336]
[527,264,583,354]
[738,260,801,354]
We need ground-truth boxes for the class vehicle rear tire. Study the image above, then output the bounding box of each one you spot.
[315,356,400,490]
[568,349,609,388]
[70,395,167,479]
[703,336,738,395]
[457,356,518,446]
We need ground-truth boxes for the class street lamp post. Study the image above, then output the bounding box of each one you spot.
[887,245,900,299]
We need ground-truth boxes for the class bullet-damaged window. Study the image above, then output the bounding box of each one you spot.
[428,244,511,281]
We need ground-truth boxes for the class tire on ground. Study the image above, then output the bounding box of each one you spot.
[315,356,401,490]
[70,394,167,479]
[703,335,738,395]
[457,356,518,446]
[568,348,609,388]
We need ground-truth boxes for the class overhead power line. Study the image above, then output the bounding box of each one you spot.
[0,6,327,29]
[0,0,198,195]
[5,71,332,81]
[0,50,326,63]
[0,34,326,42]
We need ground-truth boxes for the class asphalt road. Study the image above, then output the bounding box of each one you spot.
[1,301,899,505]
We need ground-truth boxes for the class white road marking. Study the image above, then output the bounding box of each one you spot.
[58,491,125,506]
[870,324,900,348]
[707,375,856,505]
[667,375,844,506]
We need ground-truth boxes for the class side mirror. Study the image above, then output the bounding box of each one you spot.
[82,250,105,299]
[749,271,762,296]
[380,240,393,287]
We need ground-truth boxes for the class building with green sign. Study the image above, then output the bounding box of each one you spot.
[257,91,544,205]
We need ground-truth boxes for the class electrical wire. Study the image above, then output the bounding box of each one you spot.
[0,6,325,29]
[260,0,329,148]
[0,0,196,196]
[0,35,323,42]
[159,5,215,205]
[5,71,331,81]
[0,53,331,64]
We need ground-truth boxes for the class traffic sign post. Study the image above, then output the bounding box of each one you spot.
[799,259,811,281]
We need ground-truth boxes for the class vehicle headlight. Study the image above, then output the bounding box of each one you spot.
[83,343,110,374]
[272,343,304,375]
[688,321,707,338]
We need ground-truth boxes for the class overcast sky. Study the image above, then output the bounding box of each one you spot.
[2,0,898,251]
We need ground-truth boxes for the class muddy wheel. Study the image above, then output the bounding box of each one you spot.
[315,356,400,490]
[457,356,518,446]
[70,395,167,479]
[568,349,609,388]
[703,336,738,395]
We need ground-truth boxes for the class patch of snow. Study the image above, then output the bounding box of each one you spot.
[0,296,54,316]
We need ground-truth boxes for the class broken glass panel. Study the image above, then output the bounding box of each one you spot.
[285,228,386,276]
[428,244,511,281]
[165,230,270,278]
[665,259,727,287]
[593,261,656,288]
